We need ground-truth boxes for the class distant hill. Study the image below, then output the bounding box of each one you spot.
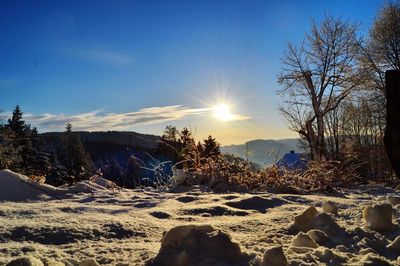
[40,131,161,167]
[221,139,303,167]
[41,131,160,149]
[40,131,302,170]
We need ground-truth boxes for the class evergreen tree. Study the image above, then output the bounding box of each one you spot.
[202,135,221,159]
[61,123,93,183]
[27,128,52,178]
[0,127,21,169]
[4,106,34,173]
[0,106,53,178]
[45,148,68,186]
[156,125,182,163]
[7,105,25,135]
[163,125,178,141]
[179,127,197,169]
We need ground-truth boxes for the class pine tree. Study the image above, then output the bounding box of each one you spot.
[156,125,182,163]
[28,128,52,178]
[7,105,25,135]
[5,105,33,173]
[0,127,21,169]
[179,127,197,169]
[163,125,178,141]
[61,123,93,183]
[1,106,62,182]
[45,148,68,186]
[202,135,221,159]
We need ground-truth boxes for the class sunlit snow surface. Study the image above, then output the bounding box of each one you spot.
[0,170,400,265]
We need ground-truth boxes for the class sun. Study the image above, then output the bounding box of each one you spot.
[212,103,233,121]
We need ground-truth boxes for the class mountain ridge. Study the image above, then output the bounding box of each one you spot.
[222,138,303,167]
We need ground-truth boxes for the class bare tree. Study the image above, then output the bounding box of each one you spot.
[277,15,364,160]
[361,1,400,92]
[353,1,400,179]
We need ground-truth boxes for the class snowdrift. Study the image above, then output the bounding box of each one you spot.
[0,170,117,202]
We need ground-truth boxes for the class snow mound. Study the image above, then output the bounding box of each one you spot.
[322,200,338,215]
[313,247,335,263]
[66,181,108,194]
[289,206,344,237]
[89,176,118,190]
[147,225,252,266]
[0,170,65,202]
[290,206,318,232]
[6,256,43,266]
[307,229,328,245]
[262,246,288,266]
[290,232,319,248]
[0,170,119,202]
[363,204,394,232]
[312,213,344,237]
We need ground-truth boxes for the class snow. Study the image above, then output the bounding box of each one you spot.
[0,170,65,202]
[1,170,400,265]
[363,203,394,232]
[0,170,118,202]
[290,232,319,248]
[322,200,338,215]
[261,246,287,266]
[148,224,251,265]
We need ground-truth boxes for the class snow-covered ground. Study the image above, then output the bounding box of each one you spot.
[1,170,400,265]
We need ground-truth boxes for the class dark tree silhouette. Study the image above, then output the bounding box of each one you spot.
[0,105,63,181]
[102,157,124,186]
[384,70,400,178]
[7,105,25,134]
[61,123,93,183]
[0,127,21,169]
[201,136,221,159]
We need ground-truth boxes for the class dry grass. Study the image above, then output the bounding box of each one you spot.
[170,151,362,193]
[157,129,362,193]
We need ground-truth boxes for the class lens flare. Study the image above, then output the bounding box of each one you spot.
[213,104,233,121]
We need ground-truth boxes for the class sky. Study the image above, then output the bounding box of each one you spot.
[0,0,384,144]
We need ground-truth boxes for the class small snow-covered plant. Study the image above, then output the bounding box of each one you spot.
[140,153,174,190]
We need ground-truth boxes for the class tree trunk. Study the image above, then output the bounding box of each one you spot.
[305,120,318,160]
[384,70,400,178]
[316,114,326,160]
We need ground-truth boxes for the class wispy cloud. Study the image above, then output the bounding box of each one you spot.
[10,105,206,132]
[1,105,250,132]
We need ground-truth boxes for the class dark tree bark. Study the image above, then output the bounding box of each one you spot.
[384,70,400,178]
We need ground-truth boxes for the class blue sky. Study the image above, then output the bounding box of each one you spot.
[0,0,383,144]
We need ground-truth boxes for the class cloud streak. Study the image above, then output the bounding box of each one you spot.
[1,105,250,132]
